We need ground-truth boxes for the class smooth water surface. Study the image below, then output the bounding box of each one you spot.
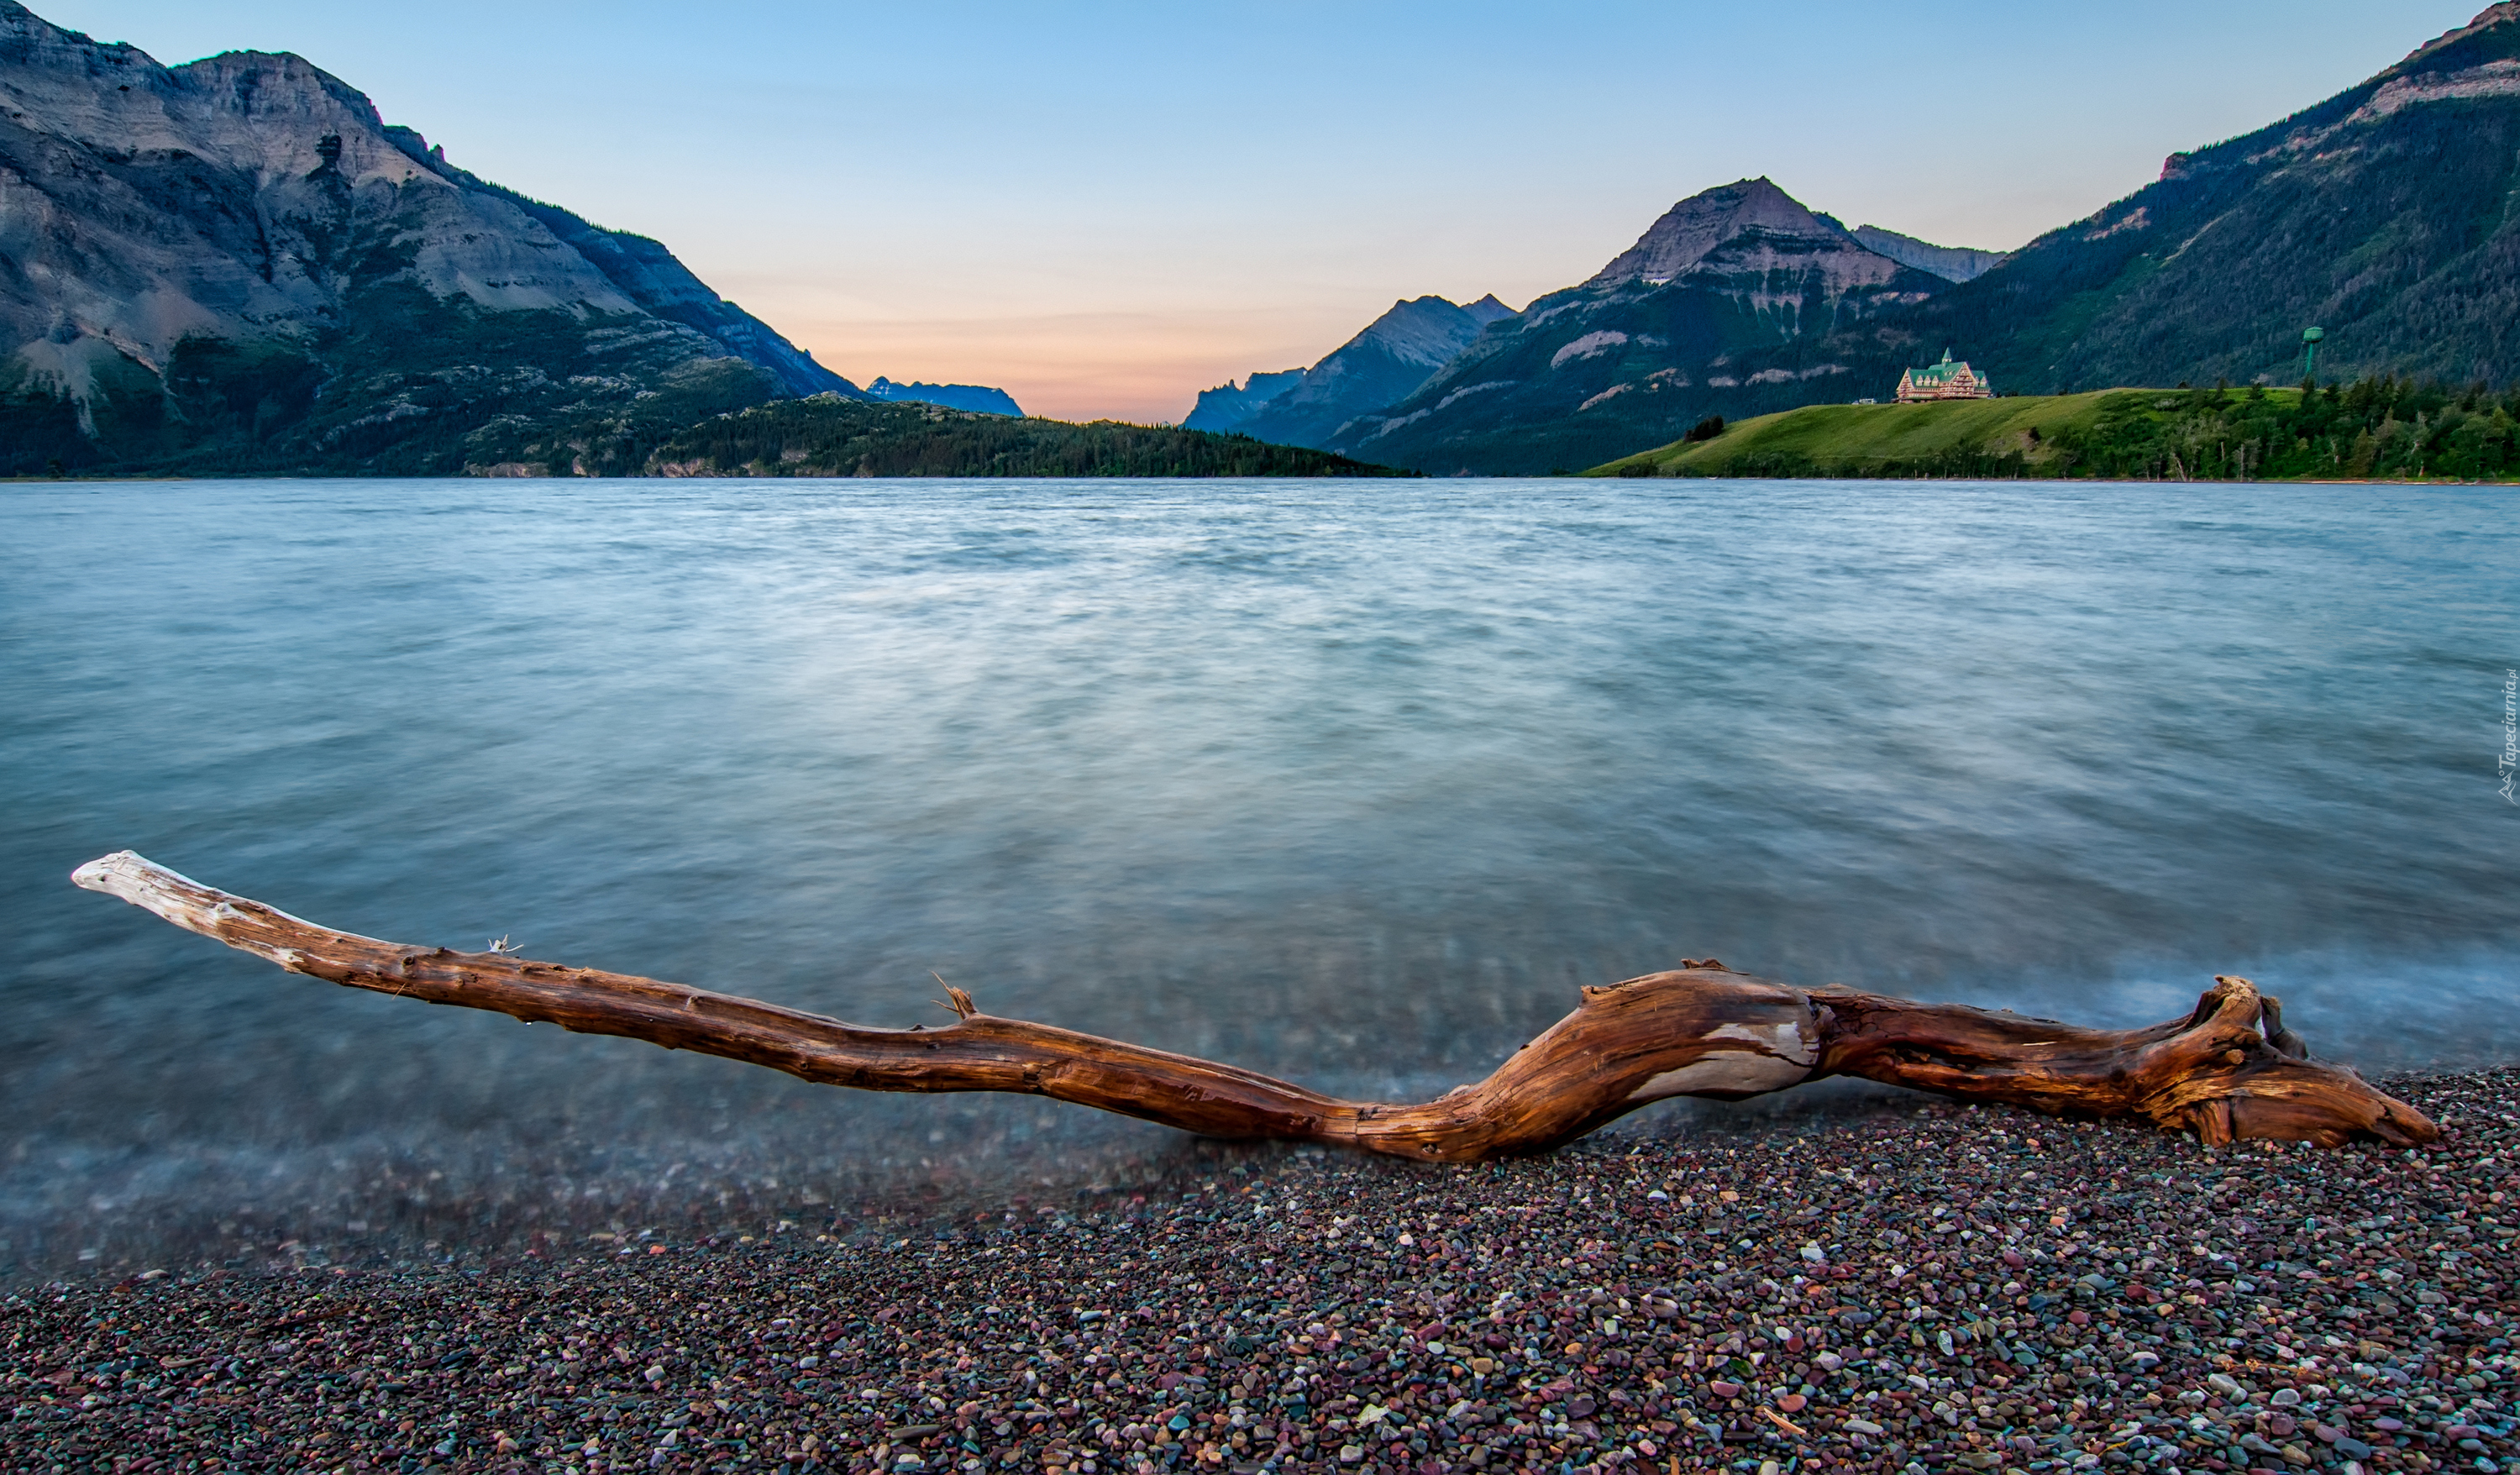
[3,478,2512,1272]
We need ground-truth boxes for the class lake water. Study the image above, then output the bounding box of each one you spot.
[3,477,2512,1274]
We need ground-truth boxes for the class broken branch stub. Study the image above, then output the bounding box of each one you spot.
[70,851,2434,1159]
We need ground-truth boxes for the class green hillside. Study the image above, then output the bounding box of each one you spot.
[640,396,1410,478]
[1594,394,2128,478]
[1589,377,2520,480]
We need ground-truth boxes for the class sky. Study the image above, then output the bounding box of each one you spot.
[34,0,2492,423]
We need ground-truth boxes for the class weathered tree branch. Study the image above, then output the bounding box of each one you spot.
[71,851,2434,1158]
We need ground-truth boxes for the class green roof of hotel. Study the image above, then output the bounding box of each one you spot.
[1906,350,1976,383]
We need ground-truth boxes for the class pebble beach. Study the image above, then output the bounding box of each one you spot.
[8,1071,2513,1475]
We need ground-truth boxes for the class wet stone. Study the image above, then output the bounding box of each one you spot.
[3,1068,2515,1475]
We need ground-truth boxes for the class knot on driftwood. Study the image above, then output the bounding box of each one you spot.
[931,973,979,1021]
[2259,993,2310,1060]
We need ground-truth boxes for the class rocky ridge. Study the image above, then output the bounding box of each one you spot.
[1233,294,1519,451]
[0,0,853,475]
[1849,227,2008,285]
[1182,369,1309,433]
[866,377,1025,417]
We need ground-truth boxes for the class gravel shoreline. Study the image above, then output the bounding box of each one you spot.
[7,1071,2513,1475]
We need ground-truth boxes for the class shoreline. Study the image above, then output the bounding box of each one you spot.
[6,1069,2512,1474]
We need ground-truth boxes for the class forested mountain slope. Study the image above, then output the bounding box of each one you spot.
[1716,4,2520,405]
[1289,6,2520,475]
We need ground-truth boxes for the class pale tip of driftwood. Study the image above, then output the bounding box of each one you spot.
[70,849,147,893]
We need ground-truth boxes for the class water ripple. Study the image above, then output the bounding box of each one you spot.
[1,476,2512,1268]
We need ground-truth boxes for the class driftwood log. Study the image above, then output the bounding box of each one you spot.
[72,851,2434,1158]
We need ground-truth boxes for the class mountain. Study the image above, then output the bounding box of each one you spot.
[1180,368,1306,432]
[865,376,1023,417]
[1720,3,2520,398]
[0,0,856,475]
[1316,4,2520,474]
[1848,226,2008,284]
[1319,180,1948,474]
[411,144,848,401]
[1232,293,1520,449]
[643,396,1409,478]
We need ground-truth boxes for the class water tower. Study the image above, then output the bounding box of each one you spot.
[2302,327,2325,381]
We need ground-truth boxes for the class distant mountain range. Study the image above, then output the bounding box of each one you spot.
[9,0,2518,479]
[1168,186,1992,475]
[1318,181,1954,474]
[1223,3,2520,474]
[865,377,1023,417]
[1237,295,1516,450]
[1184,295,1517,442]
[0,0,854,475]
[1181,369,1307,433]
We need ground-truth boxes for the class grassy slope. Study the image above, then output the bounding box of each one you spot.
[1593,392,2145,476]
[1592,379,2520,480]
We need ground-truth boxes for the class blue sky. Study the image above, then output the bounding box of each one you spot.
[35,1,2489,421]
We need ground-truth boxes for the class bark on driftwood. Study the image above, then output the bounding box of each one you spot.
[71,851,2435,1159]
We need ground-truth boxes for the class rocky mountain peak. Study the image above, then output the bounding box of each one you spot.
[1228,295,1504,449]
[0,0,137,70]
[1354,295,1503,368]
[0,7,396,176]
[1461,293,1520,326]
[1587,177,1855,286]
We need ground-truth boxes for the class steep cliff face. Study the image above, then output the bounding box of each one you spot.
[1321,180,1943,474]
[0,0,853,474]
[433,154,853,400]
[1234,293,1519,449]
[1849,226,2008,284]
